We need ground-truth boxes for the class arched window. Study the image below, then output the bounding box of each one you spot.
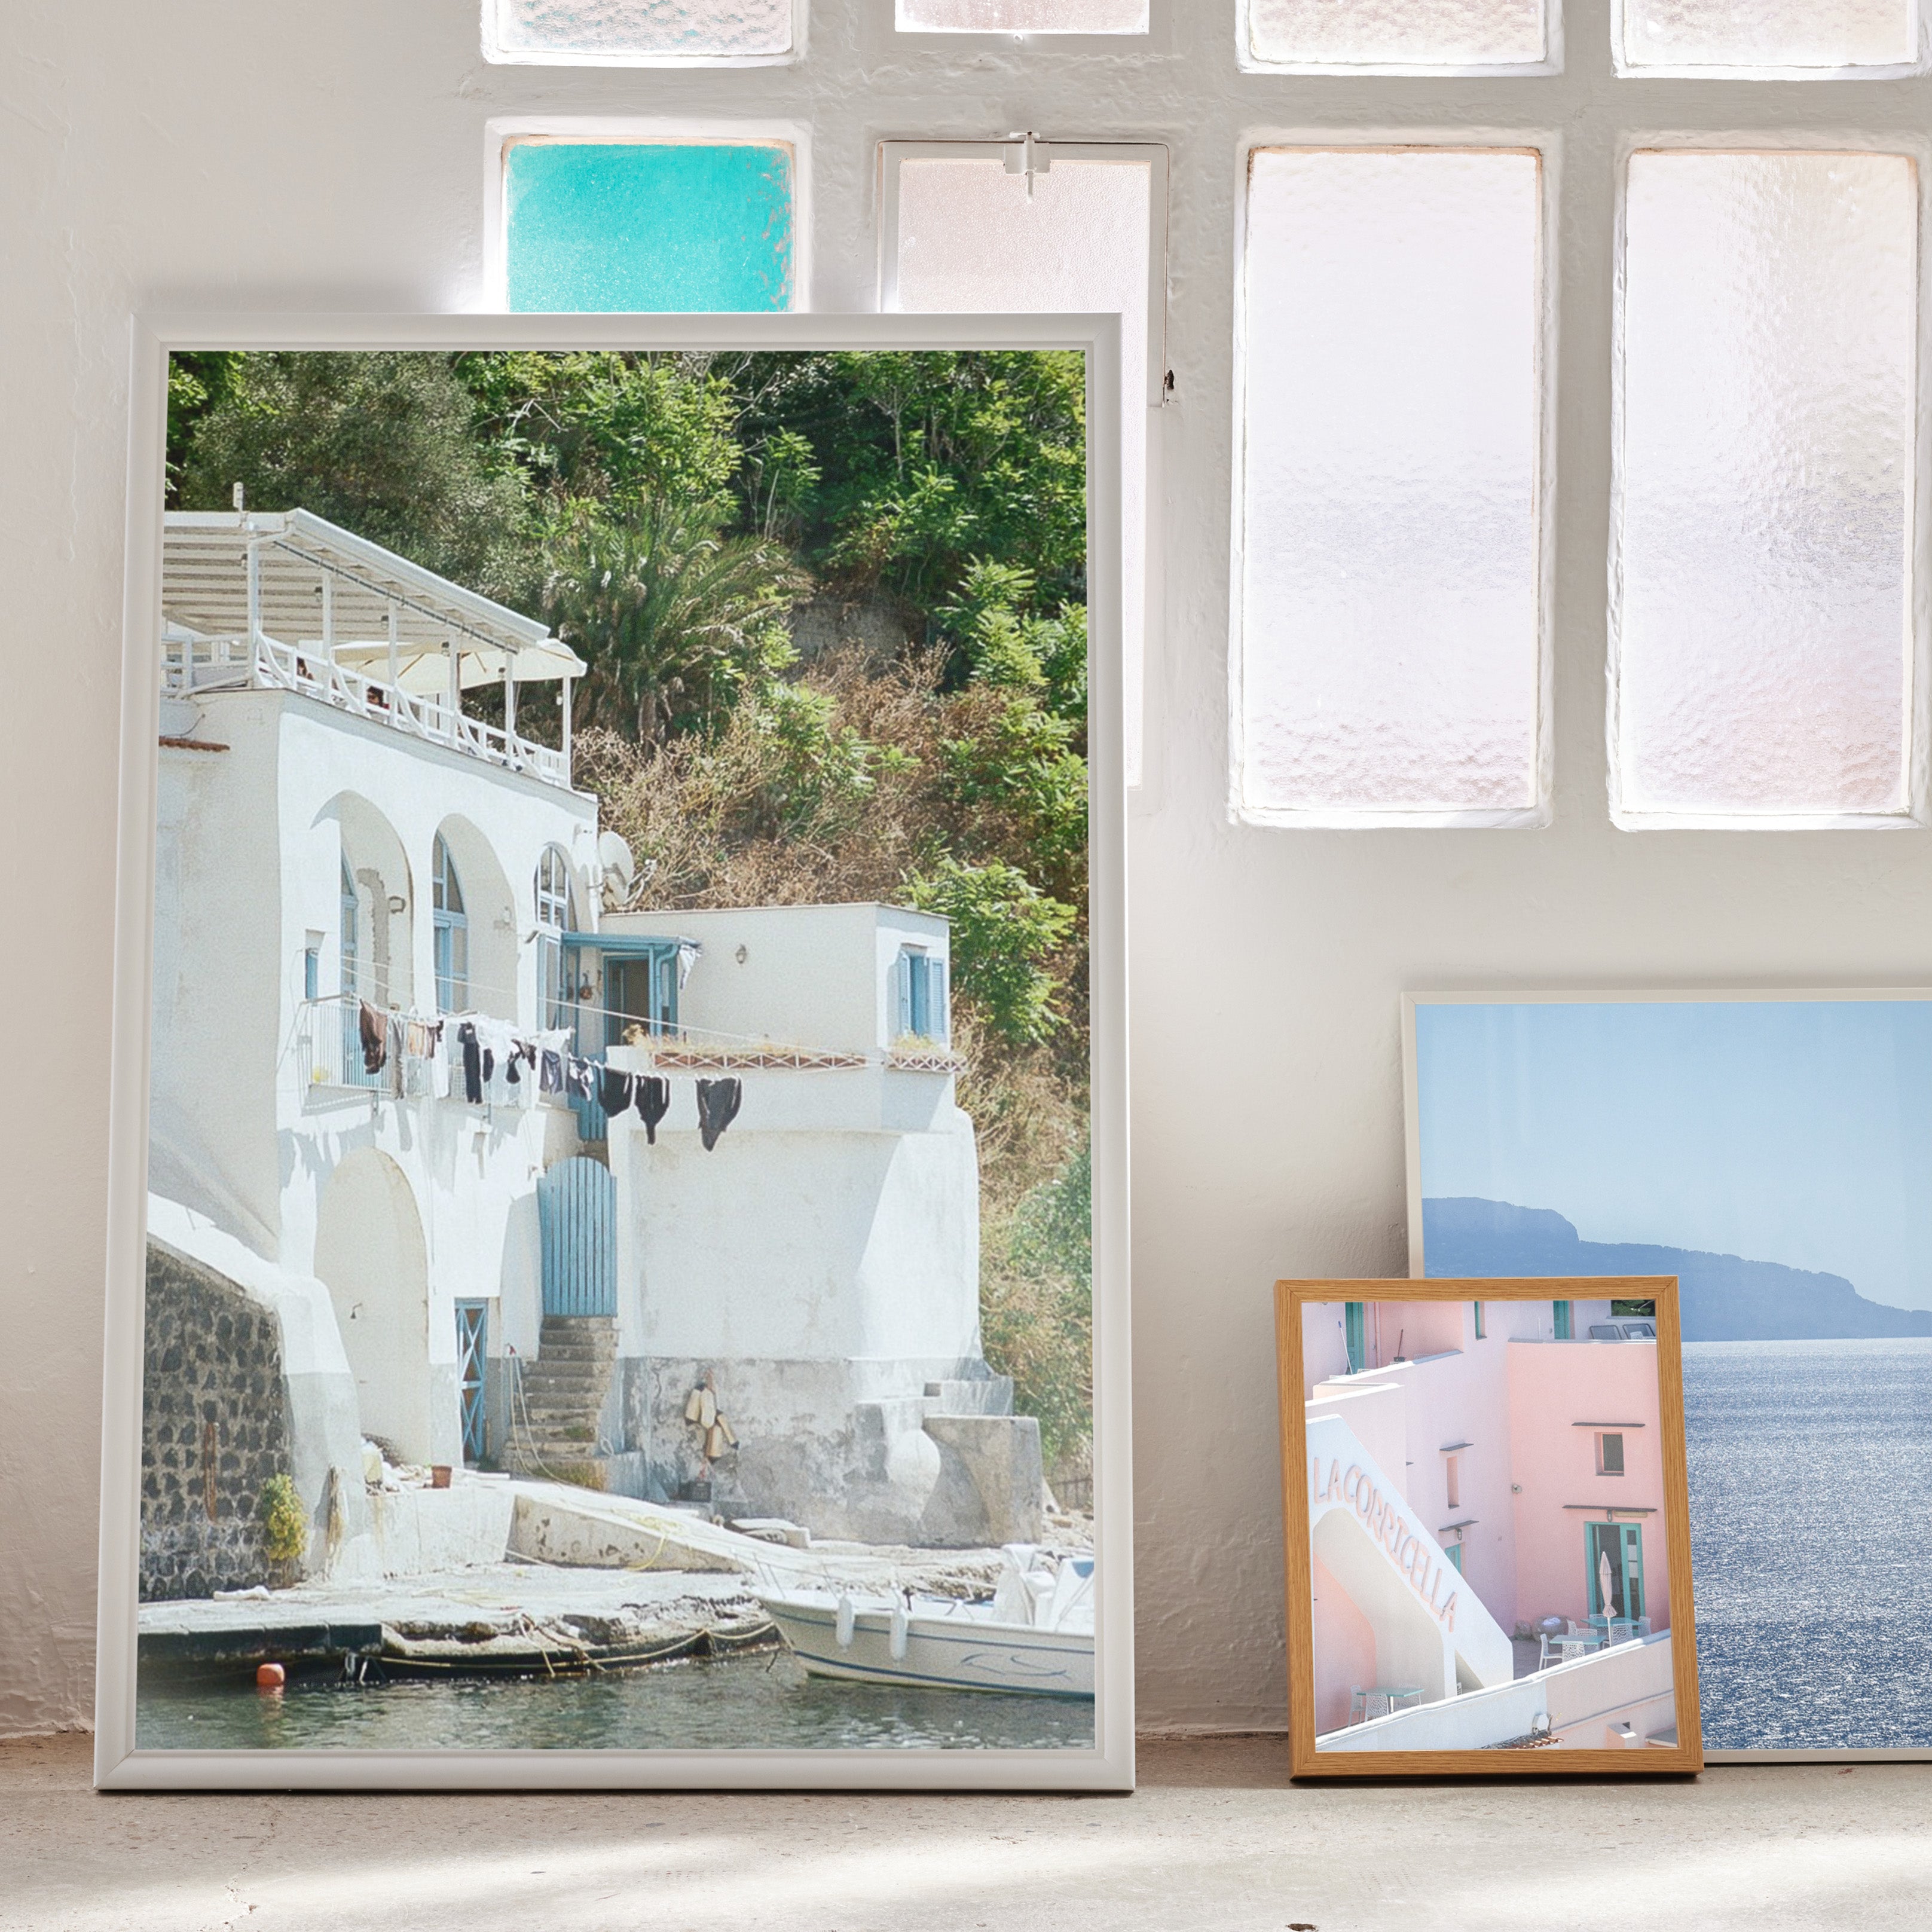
[433,834,469,1012]
[340,854,359,998]
[535,845,573,1028]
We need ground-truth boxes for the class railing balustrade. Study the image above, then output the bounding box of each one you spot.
[163,630,571,788]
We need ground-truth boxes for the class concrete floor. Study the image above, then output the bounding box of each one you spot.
[4,1730,1929,1931]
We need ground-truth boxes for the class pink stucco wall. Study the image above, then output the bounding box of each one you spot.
[1507,1340,1670,1633]
[1309,1551,1378,1735]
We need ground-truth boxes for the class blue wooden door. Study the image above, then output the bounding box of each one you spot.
[539,1157,617,1317]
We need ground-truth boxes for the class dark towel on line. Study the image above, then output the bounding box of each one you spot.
[458,1022,482,1105]
[696,1077,742,1152]
[634,1075,671,1145]
[598,1065,634,1118]
[567,1056,595,1102]
[540,1049,563,1095]
[359,1000,386,1075]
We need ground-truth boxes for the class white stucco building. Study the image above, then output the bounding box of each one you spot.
[145,508,1029,1584]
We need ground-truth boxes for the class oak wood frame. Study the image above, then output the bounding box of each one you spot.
[1275,1275,1702,1780]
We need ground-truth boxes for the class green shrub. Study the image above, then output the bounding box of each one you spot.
[258,1474,309,1566]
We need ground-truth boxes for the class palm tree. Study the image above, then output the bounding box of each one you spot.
[542,497,809,746]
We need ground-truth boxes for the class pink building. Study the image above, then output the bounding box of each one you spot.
[1299,1295,1679,1753]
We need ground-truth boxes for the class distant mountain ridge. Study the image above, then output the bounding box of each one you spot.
[1423,1197,1932,1342]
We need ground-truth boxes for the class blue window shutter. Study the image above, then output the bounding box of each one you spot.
[933,958,949,1043]
[896,950,913,1037]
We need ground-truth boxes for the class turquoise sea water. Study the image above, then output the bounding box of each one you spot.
[136,1649,1093,1753]
[1683,1338,1932,1751]
[504,141,794,313]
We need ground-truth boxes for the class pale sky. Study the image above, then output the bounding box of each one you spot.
[1416,998,1932,1314]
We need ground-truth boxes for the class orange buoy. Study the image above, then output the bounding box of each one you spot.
[256,1662,286,1688]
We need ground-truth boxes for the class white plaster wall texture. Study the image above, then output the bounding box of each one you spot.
[8,0,1932,1737]
[606,901,948,1051]
[609,1102,980,1361]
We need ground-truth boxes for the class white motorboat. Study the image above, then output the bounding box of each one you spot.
[758,1545,1094,1698]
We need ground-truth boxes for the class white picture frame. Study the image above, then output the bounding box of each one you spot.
[96,310,1132,1792]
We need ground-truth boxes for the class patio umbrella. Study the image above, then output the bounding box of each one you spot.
[1598,1546,1616,1621]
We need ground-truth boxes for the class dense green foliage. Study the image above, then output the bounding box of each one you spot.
[172,349,1094,1464]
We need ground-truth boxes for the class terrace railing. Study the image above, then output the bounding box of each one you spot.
[164,629,571,790]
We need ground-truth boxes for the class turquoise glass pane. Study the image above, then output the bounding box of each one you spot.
[505,142,795,313]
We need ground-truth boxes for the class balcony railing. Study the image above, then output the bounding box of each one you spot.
[166,630,572,790]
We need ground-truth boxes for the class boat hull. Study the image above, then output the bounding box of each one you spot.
[760,1595,1094,1699]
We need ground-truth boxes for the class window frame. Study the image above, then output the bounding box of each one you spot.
[1610,1,1928,81]
[1236,0,1563,78]
[1228,128,1561,830]
[1606,128,1932,833]
[433,834,470,1014]
[879,135,1169,790]
[484,116,814,316]
[481,0,808,69]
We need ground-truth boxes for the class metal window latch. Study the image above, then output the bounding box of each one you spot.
[1002,132,1050,196]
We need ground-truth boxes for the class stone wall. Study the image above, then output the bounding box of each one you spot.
[140,1241,293,1600]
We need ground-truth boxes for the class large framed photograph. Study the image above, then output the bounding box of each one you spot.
[1276,1277,1703,1778]
[1405,991,1932,1762]
[96,312,1131,1790]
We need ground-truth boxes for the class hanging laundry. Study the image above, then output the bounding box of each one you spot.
[634,1075,671,1145]
[598,1064,634,1118]
[540,1049,563,1095]
[358,1001,387,1075]
[696,1077,742,1152]
[567,1055,595,1102]
[482,1047,496,1086]
[386,1011,407,1098]
[457,1022,484,1105]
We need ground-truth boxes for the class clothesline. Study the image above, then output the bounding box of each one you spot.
[351,999,744,1149]
[322,979,864,1059]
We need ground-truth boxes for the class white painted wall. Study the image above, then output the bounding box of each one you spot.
[606,903,949,1053]
[7,0,1931,1738]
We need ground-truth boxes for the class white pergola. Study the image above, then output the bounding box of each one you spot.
[161,508,586,785]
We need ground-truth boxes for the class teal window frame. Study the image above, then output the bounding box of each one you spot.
[1473,1299,1485,1340]
[1553,1298,1573,1340]
[1586,1521,1646,1624]
[1344,1300,1366,1374]
[896,946,949,1044]
[433,834,469,1014]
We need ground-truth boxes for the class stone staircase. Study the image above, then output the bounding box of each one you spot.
[506,1316,617,1480]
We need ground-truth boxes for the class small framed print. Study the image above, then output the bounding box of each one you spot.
[1275,1276,1703,1778]
[96,311,1132,1792]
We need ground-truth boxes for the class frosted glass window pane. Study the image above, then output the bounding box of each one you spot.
[894,157,1154,782]
[1615,153,1916,820]
[899,0,1147,29]
[488,0,793,62]
[1620,1,1914,71]
[1248,0,1547,68]
[504,142,795,313]
[1239,150,1543,819]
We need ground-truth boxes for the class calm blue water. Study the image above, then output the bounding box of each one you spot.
[136,1650,1093,1753]
[505,142,795,313]
[1684,1338,1932,1751]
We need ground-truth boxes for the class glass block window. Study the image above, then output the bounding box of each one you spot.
[898,0,1147,29]
[1617,1,1917,74]
[503,139,796,312]
[887,147,1161,784]
[1236,148,1545,824]
[485,0,795,64]
[1245,0,1549,71]
[1613,151,1917,825]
